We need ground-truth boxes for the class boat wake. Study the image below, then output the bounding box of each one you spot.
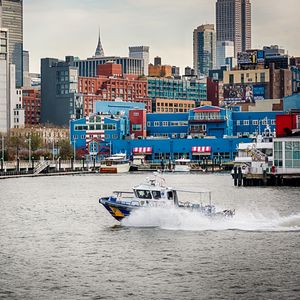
[121,208,300,232]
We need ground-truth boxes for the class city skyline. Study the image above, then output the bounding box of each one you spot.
[24,0,300,73]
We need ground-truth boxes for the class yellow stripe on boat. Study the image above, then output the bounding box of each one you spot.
[110,206,124,218]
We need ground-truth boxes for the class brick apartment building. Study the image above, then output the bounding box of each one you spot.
[22,89,41,125]
[78,62,151,115]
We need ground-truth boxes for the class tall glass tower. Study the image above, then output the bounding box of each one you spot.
[216,0,251,56]
[193,24,216,77]
[0,0,23,87]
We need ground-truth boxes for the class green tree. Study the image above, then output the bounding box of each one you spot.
[30,133,43,151]
[59,139,72,159]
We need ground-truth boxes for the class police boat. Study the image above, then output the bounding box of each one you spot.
[99,172,235,222]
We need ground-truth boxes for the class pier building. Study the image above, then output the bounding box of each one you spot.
[70,105,283,161]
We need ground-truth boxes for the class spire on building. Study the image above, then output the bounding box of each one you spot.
[95,29,104,57]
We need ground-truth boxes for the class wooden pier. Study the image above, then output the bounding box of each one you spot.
[232,166,300,187]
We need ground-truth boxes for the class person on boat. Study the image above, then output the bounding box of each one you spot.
[161,159,165,170]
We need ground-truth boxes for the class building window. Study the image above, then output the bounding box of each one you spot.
[133,112,139,116]
[112,134,118,139]
[252,120,258,125]
[271,120,276,125]
[105,134,110,139]
[132,124,142,131]
[147,122,151,127]
[229,74,234,84]
[241,73,245,84]
[260,73,266,83]
[243,120,249,126]
[236,120,241,126]
[162,121,168,126]
[154,121,160,127]
[262,119,267,125]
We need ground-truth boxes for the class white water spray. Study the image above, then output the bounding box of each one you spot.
[122,207,300,232]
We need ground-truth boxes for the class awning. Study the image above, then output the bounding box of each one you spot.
[192,146,211,154]
[194,109,220,113]
[133,147,152,154]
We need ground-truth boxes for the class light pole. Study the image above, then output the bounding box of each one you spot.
[1,135,4,162]
[28,134,32,165]
[73,139,76,162]
[52,139,55,164]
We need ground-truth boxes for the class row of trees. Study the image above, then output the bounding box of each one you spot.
[0,134,74,161]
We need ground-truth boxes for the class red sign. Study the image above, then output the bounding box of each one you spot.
[192,146,211,153]
[133,147,152,154]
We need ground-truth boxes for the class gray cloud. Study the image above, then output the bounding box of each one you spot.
[24,0,300,73]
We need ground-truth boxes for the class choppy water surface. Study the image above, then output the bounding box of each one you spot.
[0,173,299,300]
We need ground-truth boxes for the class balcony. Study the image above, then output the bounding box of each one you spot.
[189,116,226,123]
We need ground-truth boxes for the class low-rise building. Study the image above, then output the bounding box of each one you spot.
[155,99,195,113]
[129,109,147,138]
[223,68,270,103]
[69,114,129,158]
[10,126,69,144]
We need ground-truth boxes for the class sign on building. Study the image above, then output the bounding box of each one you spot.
[223,84,266,103]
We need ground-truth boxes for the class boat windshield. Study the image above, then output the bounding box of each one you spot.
[136,190,152,199]
[152,191,161,199]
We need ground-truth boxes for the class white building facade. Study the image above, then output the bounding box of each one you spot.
[216,40,236,69]
[0,28,24,133]
[129,46,150,76]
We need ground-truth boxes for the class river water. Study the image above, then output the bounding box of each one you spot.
[0,173,299,300]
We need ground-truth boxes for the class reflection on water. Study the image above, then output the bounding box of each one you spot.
[0,173,299,300]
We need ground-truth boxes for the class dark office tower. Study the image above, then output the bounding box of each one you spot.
[216,0,251,56]
[154,56,161,66]
[0,0,23,87]
[241,0,251,52]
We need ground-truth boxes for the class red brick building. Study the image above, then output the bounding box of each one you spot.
[22,89,41,125]
[78,62,150,115]
[207,77,219,106]
[129,109,147,138]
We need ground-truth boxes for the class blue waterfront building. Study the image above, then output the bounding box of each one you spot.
[70,114,129,159]
[69,105,285,161]
[146,113,189,138]
[188,106,233,138]
[95,101,145,117]
[232,111,284,137]
[147,77,207,106]
[109,137,250,162]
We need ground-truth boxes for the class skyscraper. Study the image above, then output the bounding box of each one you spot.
[216,0,251,56]
[0,28,9,132]
[0,0,23,87]
[129,46,150,76]
[193,24,216,77]
[94,30,104,57]
[23,50,30,87]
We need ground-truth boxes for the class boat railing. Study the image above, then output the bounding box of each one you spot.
[113,191,134,197]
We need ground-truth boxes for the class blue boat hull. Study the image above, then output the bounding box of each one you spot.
[99,197,136,221]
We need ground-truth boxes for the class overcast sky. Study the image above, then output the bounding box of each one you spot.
[24,0,300,73]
